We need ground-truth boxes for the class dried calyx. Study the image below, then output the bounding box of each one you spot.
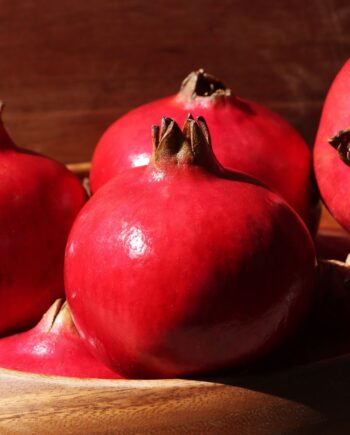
[151,114,219,170]
[179,69,231,100]
[40,298,78,336]
[329,129,350,165]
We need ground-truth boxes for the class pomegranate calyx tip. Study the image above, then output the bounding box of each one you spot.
[37,298,79,336]
[329,128,350,165]
[39,298,65,332]
[179,69,230,99]
[152,116,215,167]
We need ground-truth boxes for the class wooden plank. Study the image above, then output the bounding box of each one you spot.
[0,0,348,162]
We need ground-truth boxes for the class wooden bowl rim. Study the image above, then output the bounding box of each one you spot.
[0,366,218,388]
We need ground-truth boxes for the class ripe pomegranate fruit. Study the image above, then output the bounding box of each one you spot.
[314,59,350,232]
[0,299,122,378]
[0,106,86,336]
[66,115,316,379]
[91,69,320,233]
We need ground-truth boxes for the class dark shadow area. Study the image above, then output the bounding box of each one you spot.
[186,256,350,428]
[184,289,350,431]
[188,350,350,431]
[232,96,256,116]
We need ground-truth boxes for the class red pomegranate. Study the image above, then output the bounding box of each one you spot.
[91,69,319,233]
[0,106,86,336]
[314,59,350,232]
[0,299,122,378]
[66,116,316,379]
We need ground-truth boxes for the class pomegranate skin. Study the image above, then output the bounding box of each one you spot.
[66,117,316,379]
[0,299,122,378]
[314,59,350,232]
[0,113,86,336]
[90,70,319,233]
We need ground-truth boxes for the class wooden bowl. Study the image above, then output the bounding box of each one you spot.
[1,163,349,434]
[2,355,350,434]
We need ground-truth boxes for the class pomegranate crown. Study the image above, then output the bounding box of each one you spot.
[39,299,79,336]
[329,129,350,165]
[151,114,219,169]
[179,69,230,99]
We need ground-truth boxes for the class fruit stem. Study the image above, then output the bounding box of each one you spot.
[329,129,350,165]
[179,69,230,100]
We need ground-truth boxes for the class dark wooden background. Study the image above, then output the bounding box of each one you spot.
[0,0,349,163]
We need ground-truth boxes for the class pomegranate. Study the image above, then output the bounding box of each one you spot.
[0,299,122,378]
[90,69,320,233]
[66,115,316,379]
[0,106,86,336]
[314,59,350,232]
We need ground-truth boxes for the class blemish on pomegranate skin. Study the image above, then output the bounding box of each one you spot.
[32,342,50,356]
[150,170,165,182]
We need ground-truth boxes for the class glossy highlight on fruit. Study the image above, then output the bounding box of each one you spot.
[91,69,319,233]
[0,106,86,336]
[0,299,122,378]
[66,115,316,379]
[314,59,350,232]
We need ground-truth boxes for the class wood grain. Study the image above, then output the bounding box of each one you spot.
[0,0,349,163]
[1,356,350,434]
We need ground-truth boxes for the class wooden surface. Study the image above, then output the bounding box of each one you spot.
[1,356,350,434]
[0,1,349,163]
